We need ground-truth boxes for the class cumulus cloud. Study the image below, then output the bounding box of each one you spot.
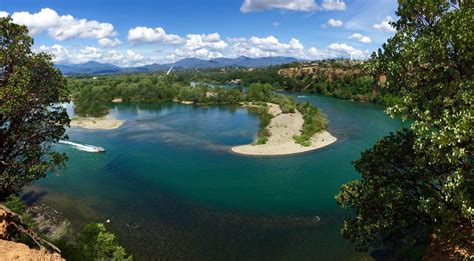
[307,43,368,60]
[0,11,9,18]
[37,44,146,67]
[98,38,122,47]
[373,16,396,32]
[184,33,228,50]
[328,43,366,58]
[323,18,343,28]
[37,44,70,63]
[320,0,346,11]
[240,0,317,13]
[229,36,304,58]
[349,33,371,43]
[167,33,228,60]
[128,26,183,45]
[8,8,116,41]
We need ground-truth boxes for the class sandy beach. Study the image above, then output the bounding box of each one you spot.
[232,103,337,156]
[70,117,125,130]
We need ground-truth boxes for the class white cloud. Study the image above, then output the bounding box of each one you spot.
[10,8,60,35]
[9,8,117,41]
[0,11,9,18]
[320,0,346,11]
[324,18,343,28]
[240,0,317,13]
[37,44,146,67]
[127,26,183,45]
[328,43,366,58]
[228,36,304,58]
[307,47,330,59]
[37,44,70,63]
[169,48,224,61]
[373,16,396,32]
[98,38,121,47]
[349,33,371,43]
[306,43,368,60]
[168,33,227,61]
[184,33,228,50]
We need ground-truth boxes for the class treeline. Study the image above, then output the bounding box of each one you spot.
[68,74,244,117]
[170,60,400,106]
[68,59,401,115]
[67,75,328,146]
[67,74,295,117]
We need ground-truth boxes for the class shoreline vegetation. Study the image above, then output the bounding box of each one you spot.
[68,77,335,155]
[70,117,125,130]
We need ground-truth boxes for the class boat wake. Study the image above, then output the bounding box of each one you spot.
[59,140,105,153]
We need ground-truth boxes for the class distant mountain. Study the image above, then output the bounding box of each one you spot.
[56,56,299,75]
[55,61,122,75]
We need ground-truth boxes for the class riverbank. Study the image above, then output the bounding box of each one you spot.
[232,103,337,156]
[70,117,124,130]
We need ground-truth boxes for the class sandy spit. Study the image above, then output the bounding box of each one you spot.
[231,103,337,156]
[70,117,125,130]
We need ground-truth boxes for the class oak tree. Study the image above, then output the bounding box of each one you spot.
[0,17,69,197]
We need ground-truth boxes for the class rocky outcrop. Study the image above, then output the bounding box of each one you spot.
[278,61,364,80]
[0,205,64,260]
[0,239,64,261]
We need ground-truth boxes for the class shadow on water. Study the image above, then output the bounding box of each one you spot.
[21,190,48,206]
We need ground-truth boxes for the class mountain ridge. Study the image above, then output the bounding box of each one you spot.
[55,56,299,75]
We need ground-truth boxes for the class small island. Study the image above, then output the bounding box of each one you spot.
[232,103,337,156]
[70,117,125,130]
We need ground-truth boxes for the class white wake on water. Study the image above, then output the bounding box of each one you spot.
[58,140,105,153]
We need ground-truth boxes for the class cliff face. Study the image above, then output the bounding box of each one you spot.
[278,61,364,81]
[0,205,64,260]
[0,239,64,260]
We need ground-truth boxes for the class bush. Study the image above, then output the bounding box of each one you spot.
[249,106,273,145]
[271,95,296,113]
[4,195,27,215]
[293,102,328,146]
[77,223,132,261]
[293,135,312,147]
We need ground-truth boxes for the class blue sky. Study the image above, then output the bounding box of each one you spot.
[0,0,398,66]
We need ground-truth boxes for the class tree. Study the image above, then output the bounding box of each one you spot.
[0,17,69,197]
[247,83,273,101]
[336,0,473,258]
[77,223,132,260]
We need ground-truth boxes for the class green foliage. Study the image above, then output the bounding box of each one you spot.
[4,195,27,214]
[67,74,248,116]
[271,95,296,113]
[3,195,37,242]
[337,130,433,251]
[76,223,132,261]
[279,60,398,105]
[247,83,273,101]
[293,102,328,146]
[292,135,311,147]
[252,106,273,145]
[337,0,473,258]
[0,17,69,197]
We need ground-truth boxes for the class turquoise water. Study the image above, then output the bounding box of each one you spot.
[26,94,405,260]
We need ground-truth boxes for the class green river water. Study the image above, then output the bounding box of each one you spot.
[25,93,405,260]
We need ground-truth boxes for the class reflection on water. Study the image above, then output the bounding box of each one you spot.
[29,96,404,260]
